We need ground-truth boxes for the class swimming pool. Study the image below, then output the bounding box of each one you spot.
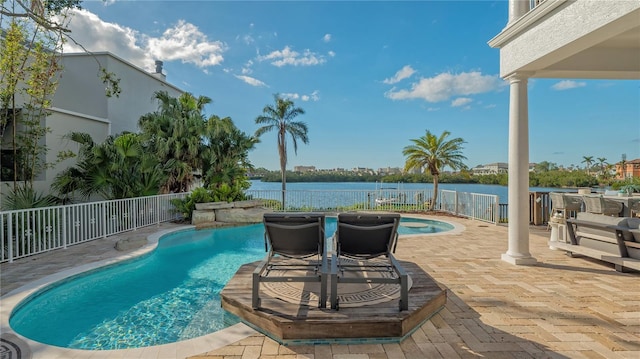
[9,216,454,350]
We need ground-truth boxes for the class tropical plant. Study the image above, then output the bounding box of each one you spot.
[52,132,166,200]
[201,115,257,193]
[254,94,308,208]
[581,156,594,175]
[0,19,60,190]
[138,91,209,193]
[2,183,59,210]
[402,130,467,210]
[170,187,214,221]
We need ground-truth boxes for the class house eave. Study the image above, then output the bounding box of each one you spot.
[489,0,568,49]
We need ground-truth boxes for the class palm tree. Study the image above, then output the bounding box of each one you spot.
[139,91,209,192]
[620,154,627,179]
[52,132,166,200]
[596,157,608,177]
[254,94,308,209]
[581,156,594,175]
[201,115,258,194]
[403,130,467,210]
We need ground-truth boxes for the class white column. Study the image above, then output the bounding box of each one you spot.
[502,73,537,266]
[508,0,531,25]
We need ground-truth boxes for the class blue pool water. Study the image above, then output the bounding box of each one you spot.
[10,217,453,350]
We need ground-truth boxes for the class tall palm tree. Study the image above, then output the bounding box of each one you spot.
[254,94,308,209]
[619,154,627,179]
[403,130,467,210]
[596,157,608,177]
[581,156,594,175]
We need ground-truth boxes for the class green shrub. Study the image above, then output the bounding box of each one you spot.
[3,184,59,210]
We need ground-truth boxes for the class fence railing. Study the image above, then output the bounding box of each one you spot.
[439,190,499,223]
[246,189,501,224]
[1,193,187,263]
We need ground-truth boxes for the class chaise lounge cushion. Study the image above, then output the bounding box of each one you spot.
[626,218,640,241]
[575,212,634,241]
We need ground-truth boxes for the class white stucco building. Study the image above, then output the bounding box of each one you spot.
[488,0,640,265]
[472,163,509,175]
[1,52,183,196]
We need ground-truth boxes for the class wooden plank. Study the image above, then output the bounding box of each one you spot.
[220,261,446,341]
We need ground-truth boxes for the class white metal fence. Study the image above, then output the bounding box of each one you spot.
[246,189,500,223]
[1,193,187,263]
[439,190,499,223]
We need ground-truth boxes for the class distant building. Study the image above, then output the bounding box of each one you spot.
[471,163,508,175]
[352,167,374,175]
[293,166,316,172]
[377,167,402,175]
[616,158,640,179]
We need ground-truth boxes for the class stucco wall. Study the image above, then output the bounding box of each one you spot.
[497,1,640,77]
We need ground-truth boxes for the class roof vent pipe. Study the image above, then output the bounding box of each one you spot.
[155,60,163,74]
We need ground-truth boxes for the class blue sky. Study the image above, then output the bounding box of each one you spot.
[66,1,639,171]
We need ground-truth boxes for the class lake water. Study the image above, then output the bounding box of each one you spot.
[248,180,576,204]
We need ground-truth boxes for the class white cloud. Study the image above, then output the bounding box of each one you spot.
[235,75,267,87]
[64,9,226,72]
[146,20,226,68]
[383,65,416,84]
[385,71,503,102]
[241,60,254,75]
[323,34,331,43]
[301,90,320,101]
[257,46,326,67]
[282,91,320,102]
[328,51,336,57]
[552,80,586,91]
[451,97,472,107]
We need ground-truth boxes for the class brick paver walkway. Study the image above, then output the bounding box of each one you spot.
[2,218,639,359]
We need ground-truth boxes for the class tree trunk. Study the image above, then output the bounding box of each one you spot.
[431,175,439,211]
[279,132,287,209]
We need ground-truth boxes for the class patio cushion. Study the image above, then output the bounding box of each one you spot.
[625,218,640,241]
[576,212,633,241]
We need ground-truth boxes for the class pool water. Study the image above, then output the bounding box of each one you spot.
[10,217,453,350]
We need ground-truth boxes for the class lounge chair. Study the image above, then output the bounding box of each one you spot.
[252,212,328,309]
[330,213,408,311]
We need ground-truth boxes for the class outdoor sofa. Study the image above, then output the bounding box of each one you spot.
[552,212,640,272]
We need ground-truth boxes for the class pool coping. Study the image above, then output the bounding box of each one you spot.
[0,215,465,359]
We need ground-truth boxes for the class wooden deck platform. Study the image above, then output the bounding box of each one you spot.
[220,261,446,343]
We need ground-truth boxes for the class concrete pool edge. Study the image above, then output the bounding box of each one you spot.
[398,214,466,238]
[0,224,260,359]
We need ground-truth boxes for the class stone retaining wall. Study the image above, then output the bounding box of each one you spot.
[192,200,269,228]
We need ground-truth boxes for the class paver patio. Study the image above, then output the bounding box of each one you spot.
[1,217,638,359]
